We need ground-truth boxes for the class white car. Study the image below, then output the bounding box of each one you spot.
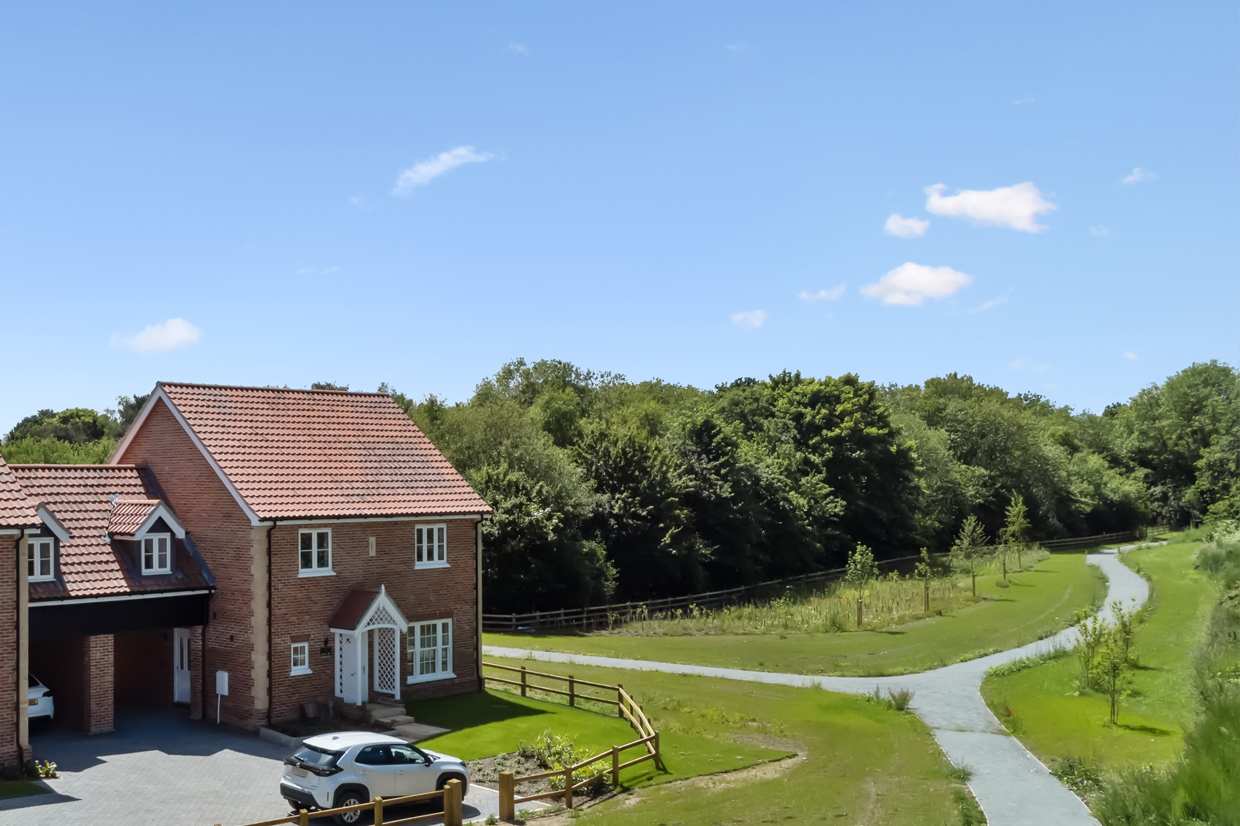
[28,675,54,722]
[280,732,469,825]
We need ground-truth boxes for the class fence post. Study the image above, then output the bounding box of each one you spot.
[923,581,929,613]
[444,778,463,826]
[374,796,385,826]
[299,810,310,826]
[611,745,620,788]
[569,675,576,708]
[616,684,624,717]
[856,597,863,628]
[520,666,527,698]
[564,767,574,809]
[498,770,515,822]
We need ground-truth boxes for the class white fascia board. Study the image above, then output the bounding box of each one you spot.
[35,507,71,544]
[30,588,213,607]
[112,386,262,527]
[132,502,187,540]
[276,514,485,526]
[0,528,20,536]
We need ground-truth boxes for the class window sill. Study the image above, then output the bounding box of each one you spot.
[141,570,173,576]
[406,672,455,685]
[28,576,56,583]
[298,569,336,579]
[414,562,450,570]
[290,667,313,677]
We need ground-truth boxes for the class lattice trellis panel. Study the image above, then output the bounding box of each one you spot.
[363,602,400,632]
[374,627,398,697]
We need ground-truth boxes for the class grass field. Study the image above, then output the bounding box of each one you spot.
[486,550,1106,677]
[407,689,787,785]
[980,541,1216,770]
[480,655,976,826]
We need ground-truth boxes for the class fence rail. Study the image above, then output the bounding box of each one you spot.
[483,529,1149,633]
[483,662,660,821]
[214,782,463,826]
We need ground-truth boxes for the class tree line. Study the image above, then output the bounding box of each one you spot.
[2,361,1236,612]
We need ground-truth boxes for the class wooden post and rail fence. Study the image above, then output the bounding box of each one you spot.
[215,780,463,826]
[482,529,1149,633]
[482,662,661,821]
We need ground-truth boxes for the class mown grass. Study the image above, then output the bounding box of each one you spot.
[487,550,1106,677]
[980,541,1216,769]
[482,655,974,826]
[408,689,785,784]
[0,780,48,800]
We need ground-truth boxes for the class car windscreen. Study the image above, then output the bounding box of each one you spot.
[291,745,340,768]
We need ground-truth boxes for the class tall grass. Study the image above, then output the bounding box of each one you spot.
[603,550,1050,637]
[1095,531,1240,825]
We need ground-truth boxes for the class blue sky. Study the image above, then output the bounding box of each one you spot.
[2,2,1237,433]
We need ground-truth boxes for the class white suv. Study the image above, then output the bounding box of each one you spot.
[28,675,54,723]
[280,732,470,825]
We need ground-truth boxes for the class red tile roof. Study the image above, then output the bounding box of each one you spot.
[108,498,161,537]
[156,383,492,520]
[9,465,213,599]
[0,456,40,529]
[328,586,381,631]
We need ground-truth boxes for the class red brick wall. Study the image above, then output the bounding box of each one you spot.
[269,519,480,723]
[118,399,263,729]
[0,536,17,766]
[84,635,114,734]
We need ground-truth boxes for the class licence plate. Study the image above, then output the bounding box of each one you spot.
[27,699,36,706]
[292,768,308,778]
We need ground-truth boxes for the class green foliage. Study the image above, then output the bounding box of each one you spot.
[1048,756,1102,800]
[1075,600,1138,722]
[845,544,879,596]
[0,436,117,464]
[1,392,149,466]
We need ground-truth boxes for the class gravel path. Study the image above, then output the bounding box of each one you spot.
[485,545,1155,826]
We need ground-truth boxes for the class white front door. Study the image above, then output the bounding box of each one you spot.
[173,628,191,704]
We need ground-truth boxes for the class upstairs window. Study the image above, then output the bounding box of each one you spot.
[142,533,172,575]
[415,524,447,568]
[299,529,333,576]
[28,538,54,582]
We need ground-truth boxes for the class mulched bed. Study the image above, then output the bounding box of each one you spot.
[468,752,612,800]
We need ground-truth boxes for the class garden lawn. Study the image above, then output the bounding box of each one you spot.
[406,689,785,784]
[480,655,971,826]
[486,550,1105,677]
[981,541,1216,769]
[0,780,47,800]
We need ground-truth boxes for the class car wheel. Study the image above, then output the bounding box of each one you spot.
[437,773,468,798]
[333,790,366,825]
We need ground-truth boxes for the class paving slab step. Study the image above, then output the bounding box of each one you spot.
[392,722,451,742]
[365,705,409,723]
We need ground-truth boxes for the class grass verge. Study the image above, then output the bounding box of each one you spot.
[483,655,973,825]
[486,550,1106,677]
[980,541,1216,769]
[0,780,48,800]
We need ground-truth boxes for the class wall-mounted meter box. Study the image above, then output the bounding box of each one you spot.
[216,670,229,697]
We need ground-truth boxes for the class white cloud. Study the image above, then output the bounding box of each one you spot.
[884,213,930,238]
[1121,168,1157,185]
[924,182,1056,232]
[509,41,529,56]
[860,262,973,306]
[1090,225,1109,237]
[1123,351,1138,360]
[730,310,767,330]
[111,318,202,355]
[970,288,1012,313]
[798,285,846,303]
[392,146,496,197]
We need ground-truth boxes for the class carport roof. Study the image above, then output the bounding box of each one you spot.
[9,464,213,599]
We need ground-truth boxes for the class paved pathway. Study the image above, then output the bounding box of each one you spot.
[485,545,1154,826]
[0,710,500,826]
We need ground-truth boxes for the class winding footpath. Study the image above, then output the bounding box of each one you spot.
[485,545,1154,826]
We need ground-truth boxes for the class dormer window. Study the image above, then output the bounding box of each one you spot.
[142,533,172,575]
[28,538,54,582]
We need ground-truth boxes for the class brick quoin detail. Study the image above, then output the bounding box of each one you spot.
[84,635,115,735]
[0,536,17,766]
[270,519,480,723]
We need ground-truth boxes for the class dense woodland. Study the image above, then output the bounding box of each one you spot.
[3,361,1237,613]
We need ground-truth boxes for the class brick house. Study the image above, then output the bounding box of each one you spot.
[110,383,491,730]
[0,383,490,755]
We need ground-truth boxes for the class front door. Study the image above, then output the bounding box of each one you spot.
[358,630,370,704]
[173,628,191,704]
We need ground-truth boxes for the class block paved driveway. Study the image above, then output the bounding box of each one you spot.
[0,710,499,826]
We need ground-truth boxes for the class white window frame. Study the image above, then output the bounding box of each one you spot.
[28,538,55,582]
[406,619,453,683]
[414,524,448,569]
[298,529,334,577]
[290,642,312,676]
[141,533,172,575]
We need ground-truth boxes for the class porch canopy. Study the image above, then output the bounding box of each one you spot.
[329,585,408,704]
